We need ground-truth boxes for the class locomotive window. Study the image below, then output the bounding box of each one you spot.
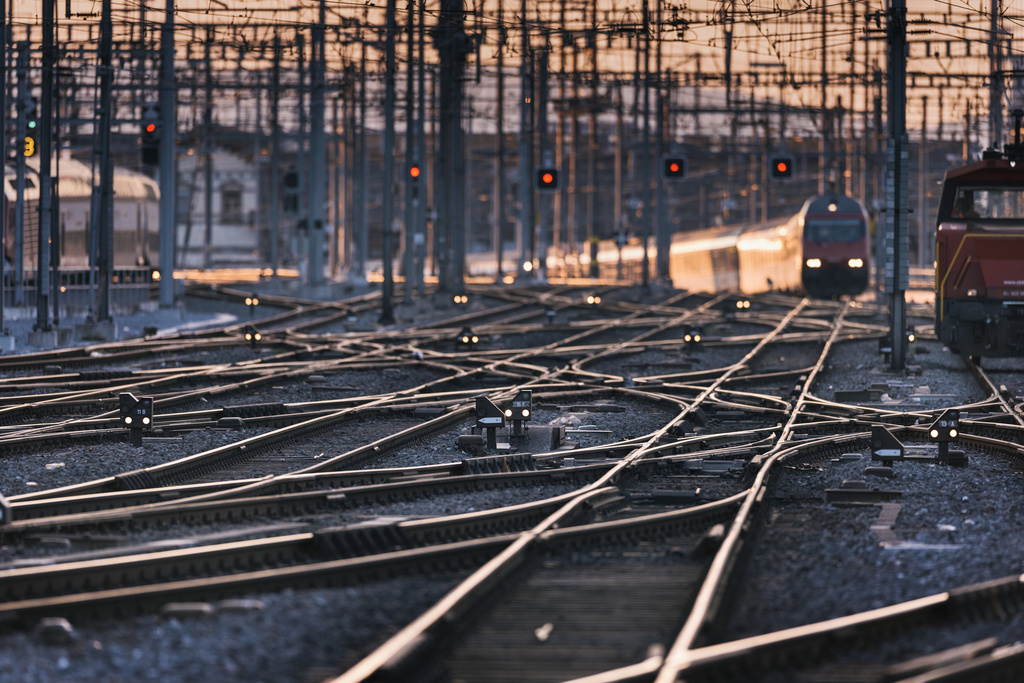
[955,187,1024,219]
[803,219,865,243]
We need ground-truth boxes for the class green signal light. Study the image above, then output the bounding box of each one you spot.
[27,121,36,129]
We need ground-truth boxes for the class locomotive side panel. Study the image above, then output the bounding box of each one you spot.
[934,156,1024,357]
[935,224,1024,356]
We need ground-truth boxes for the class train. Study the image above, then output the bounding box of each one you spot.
[934,150,1024,358]
[547,194,872,299]
[3,156,160,273]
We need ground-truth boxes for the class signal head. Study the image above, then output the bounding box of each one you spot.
[662,156,686,180]
[536,167,559,190]
[770,155,794,180]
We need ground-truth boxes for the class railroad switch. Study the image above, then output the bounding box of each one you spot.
[119,392,154,447]
[456,434,487,457]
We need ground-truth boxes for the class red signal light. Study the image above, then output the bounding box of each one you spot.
[669,162,680,173]
[775,161,787,173]
[145,123,157,134]
[409,165,421,179]
[541,172,554,185]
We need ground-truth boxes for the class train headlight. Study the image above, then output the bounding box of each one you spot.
[805,258,822,269]
[848,258,864,268]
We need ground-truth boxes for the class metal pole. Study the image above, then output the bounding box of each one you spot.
[517,0,532,277]
[819,0,828,194]
[308,0,327,286]
[157,0,176,306]
[380,0,396,323]
[404,0,416,301]
[886,0,908,370]
[990,0,1002,150]
[918,95,927,269]
[269,34,281,276]
[655,0,668,280]
[202,37,213,270]
[492,0,504,282]
[94,0,111,324]
[641,0,650,288]
[415,0,426,297]
[14,44,26,307]
[356,25,368,279]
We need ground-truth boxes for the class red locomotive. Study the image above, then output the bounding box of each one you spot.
[935,151,1024,357]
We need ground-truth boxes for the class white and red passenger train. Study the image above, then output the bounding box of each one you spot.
[548,194,872,299]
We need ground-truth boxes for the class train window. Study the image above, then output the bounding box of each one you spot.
[803,219,865,243]
[955,187,1024,219]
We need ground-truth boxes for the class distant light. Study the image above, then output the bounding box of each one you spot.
[152,270,161,281]
[828,203,838,212]
[805,258,822,268]
[502,275,515,284]
[907,332,916,343]
[523,261,533,272]
[848,258,864,268]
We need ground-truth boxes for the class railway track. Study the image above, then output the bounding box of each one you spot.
[1,283,1023,682]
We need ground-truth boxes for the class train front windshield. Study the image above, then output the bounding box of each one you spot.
[803,219,865,243]
[952,187,1024,219]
